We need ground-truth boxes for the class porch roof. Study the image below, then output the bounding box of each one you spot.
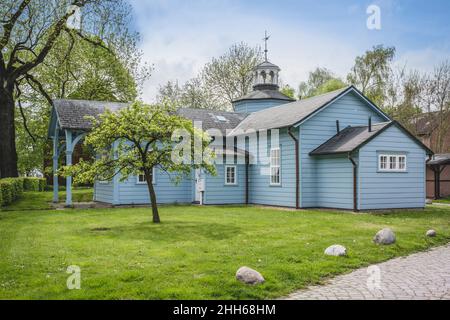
[428,154,450,166]
[50,99,129,134]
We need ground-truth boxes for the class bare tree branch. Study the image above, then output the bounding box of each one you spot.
[0,0,31,51]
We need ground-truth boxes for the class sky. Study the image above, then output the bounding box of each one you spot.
[128,0,450,102]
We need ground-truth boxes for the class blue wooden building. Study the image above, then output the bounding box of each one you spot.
[48,58,433,211]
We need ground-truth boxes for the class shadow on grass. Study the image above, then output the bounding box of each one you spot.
[83,220,242,242]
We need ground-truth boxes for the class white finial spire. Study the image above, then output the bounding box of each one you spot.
[263,31,270,62]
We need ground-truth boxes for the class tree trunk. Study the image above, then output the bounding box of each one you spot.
[145,169,160,223]
[0,81,19,178]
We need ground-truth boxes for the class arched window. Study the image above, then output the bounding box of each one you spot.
[269,71,275,84]
[261,71,267,83]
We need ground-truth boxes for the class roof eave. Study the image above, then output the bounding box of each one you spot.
[293,86,391,128]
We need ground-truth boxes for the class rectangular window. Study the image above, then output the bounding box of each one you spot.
[398,155,406,170]
[379,155,388,170]
[137,168,156,184]
[270,148,281,185]
[225,166,237,185]
[379,154,407,172]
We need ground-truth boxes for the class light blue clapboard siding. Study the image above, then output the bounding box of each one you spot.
[117,168,193,205]
[315,155,354,209]
[204,164,246,204]
[248,128,297,207]
[94,181,113,203]
[358,125,426,210]
[234,99,291,113]
[299,91,387,208]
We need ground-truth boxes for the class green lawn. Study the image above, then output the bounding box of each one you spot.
[434,197,450,204]
[0,194,449,300]
[1,188,93,211]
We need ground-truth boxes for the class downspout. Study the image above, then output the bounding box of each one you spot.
[348,153,358,212]
[245,153,249,205]
[288,127,300,209]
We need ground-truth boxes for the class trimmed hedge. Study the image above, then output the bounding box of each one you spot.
[0,177,46,206]
[23,177,46,192]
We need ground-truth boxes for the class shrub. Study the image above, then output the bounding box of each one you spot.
[23,177,45,192]
[0,180,14,206]
[1,178,24,200]
[38,178,46,192]
[0,177,46,207]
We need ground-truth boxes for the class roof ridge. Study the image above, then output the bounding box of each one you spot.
[249,85,351,116]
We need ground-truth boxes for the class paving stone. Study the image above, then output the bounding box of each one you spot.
[282,244,450,300]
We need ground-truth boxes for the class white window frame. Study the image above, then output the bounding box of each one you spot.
[378,154,407,172]
[270,148,281,186]
[225,165,237,185]
[137,167,156,184]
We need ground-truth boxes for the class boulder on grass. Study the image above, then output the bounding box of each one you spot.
[236,267,265,285]
[324,245,347,257]
[373,228,396,245]
[426,230,437,237]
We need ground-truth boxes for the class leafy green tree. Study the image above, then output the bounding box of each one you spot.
[12,14,150,177]
[0,0,140,178]
[347,45,396,107]
[280,85,296,99]
[298,67,345,99]
[313,78,347,96]
[63,102,216,223]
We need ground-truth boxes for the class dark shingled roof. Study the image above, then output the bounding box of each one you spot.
[310,122,391,156]
[53,99,129,130]
[229,86,355,135]
[176,108,249,134]
[310,121,434,156]
[233,89,295,103]
[411,112,439,136]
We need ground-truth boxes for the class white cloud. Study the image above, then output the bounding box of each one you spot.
[129,0,448,103]
[395,47,449,73]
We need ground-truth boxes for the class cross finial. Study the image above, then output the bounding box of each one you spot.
[263,31,270,62]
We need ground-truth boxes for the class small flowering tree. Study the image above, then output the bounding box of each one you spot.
[63,101,215,223]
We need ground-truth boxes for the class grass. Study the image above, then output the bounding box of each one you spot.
[434,196,450,204]
[0,192,449,300]
[1,188,93,211]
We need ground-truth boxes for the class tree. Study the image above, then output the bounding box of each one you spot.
[63,101,216,223]
[158,78,221,110]
[14,31,148,176]
[0,0,138,178]
[157,43,262,111]
[421,61,450,152]
[347,45,396,107]
[201,42,263,109]
[280,85,296,99]
[298,67,345,99]
[313,78,347,96]
[383,67,423,131]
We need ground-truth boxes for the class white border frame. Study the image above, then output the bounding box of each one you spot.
[224,165,237,185]
[270,147,282,186]
[136,167,156,184]
[378,154,407,172]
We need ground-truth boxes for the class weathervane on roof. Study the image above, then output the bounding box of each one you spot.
[263,31,270,62]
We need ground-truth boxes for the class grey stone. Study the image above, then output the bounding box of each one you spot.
[324,245,347,256]
[236,267,265,285]
[426,230,437,237]
[426,199,433,205]
[373,228,396,245]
